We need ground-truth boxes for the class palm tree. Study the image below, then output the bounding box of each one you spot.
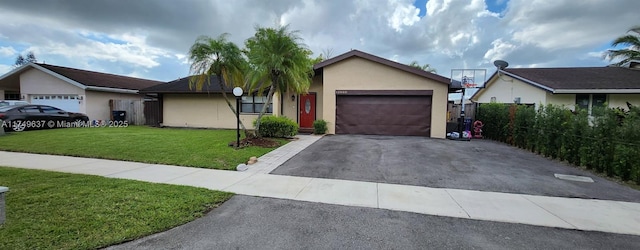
[244,25,314,137]
[605,25,640,66]
[408,60,437,73]
[188,34,249,134]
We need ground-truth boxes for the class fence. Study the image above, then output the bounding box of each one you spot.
[109,99,145,125]
[448,102,477,121]
[143,100,160,126]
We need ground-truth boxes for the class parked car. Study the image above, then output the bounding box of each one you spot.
[0,100,30,107]
[0,104,89,132]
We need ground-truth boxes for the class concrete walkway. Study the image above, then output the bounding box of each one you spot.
[1,134,639,236]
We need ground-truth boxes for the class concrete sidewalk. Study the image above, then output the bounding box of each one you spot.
[1,135,639,236]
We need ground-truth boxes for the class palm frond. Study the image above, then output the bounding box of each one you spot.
[605,25,640,65]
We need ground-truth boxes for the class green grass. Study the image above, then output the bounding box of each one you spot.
[0,167,233,250]
[0,126,285,170]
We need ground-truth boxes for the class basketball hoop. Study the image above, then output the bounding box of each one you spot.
[463,82,477,88]
[462,76,477,88]
[449,69,487,141]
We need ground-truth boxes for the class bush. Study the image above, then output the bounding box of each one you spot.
[476,103,510,142]
[313,120,327,134]
[254,116,298,138]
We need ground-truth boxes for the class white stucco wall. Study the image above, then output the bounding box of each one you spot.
[609,94,640,110]
[20,68,85,95]
[474,74,547,107]
[546,93,576,110]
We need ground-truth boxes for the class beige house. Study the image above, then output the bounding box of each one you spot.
[472,64,640,114]
[0,63,162,120]
[144,50,451,138]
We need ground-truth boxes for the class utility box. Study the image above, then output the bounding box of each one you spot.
[0,186,8,224]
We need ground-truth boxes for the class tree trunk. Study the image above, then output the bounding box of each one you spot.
[254,83,276,137]
[217,75,250,137]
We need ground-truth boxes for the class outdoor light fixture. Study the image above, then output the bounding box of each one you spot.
[291,95,295,101]
[233,87,243,148]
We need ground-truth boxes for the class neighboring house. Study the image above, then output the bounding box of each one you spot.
[471,64,640,114]
[139,76,258,129]
[0,63,162,120]
[143,50,451,138]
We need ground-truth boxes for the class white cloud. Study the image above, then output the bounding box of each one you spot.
[0,46,16,57]
[0,64,12,75]
[0,0,639,82]
[40,33,171,68]
[483,39,517,63]
[387,0,420,32]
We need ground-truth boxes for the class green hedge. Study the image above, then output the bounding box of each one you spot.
[476,102,640,184]
[254,116,299,138]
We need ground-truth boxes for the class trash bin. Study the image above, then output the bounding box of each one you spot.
[112,111,126,122]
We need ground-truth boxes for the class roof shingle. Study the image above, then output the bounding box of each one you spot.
[140,76,230,93]
[38,63,163,90]
[504,67,640,90]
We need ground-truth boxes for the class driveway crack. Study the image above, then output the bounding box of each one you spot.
[444,189,471,218]
[521,195,578,229]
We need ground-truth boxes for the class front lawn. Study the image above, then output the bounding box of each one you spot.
[0,167,233,250]
[0,126,285,170]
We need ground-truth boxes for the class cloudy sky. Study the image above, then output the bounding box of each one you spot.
[0,0,638,83]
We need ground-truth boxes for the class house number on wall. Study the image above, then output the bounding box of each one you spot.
[304,99,311,114]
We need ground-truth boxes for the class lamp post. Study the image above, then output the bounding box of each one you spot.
[232,87,243,148]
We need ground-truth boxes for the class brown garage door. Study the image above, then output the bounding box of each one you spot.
[335,91,432,136]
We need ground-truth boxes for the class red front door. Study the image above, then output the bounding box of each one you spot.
[299,93,316,128]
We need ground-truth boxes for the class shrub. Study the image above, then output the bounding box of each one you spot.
[476,103,510,142]
[313,119,328,134]
[253,116,299,138]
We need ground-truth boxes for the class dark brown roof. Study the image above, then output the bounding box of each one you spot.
[37,63,163,90]
[140,76,231,94]
[314,50,450,85]
[503,67,640,90]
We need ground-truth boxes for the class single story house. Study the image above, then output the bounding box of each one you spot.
[0,63,163,120]
[471,63,640,115]
[142,50,451,138]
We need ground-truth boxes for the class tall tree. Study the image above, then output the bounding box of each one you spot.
[244,25,314,137]
[14,51,37,67]
[188,34,249,134]
[14,55,25,67]
[408,60,437,73]
[26,51,37,63]
[605,25,640,66]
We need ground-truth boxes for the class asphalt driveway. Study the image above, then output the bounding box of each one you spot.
[272,135,640,202]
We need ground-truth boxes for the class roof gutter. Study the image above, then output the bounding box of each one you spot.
[86,86,139,94]
[553,89,640,94]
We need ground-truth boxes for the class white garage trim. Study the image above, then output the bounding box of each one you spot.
[30,95,81,112]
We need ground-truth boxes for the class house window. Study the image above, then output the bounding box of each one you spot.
[4,92,20,100]
[576,94,607,115]
[241,95,272,113]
